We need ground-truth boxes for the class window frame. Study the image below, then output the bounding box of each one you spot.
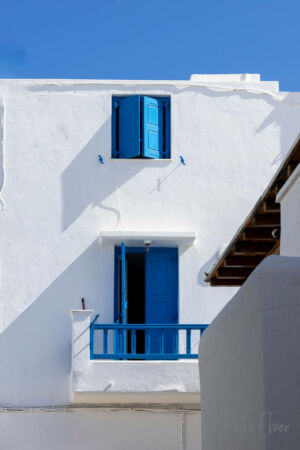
[111,95,171,159]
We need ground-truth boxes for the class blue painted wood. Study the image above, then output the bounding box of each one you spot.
[111,100,118,158]
[90,324,94,360]
[118,96,140,158]
[145,248,178,355]
[160,331,164,354]
[121,242,126,324]
[114,247,119,323]
[162,100,170,158]
[90,323,208,360]
[145,330,150,354]
[131,330,136,355]
[142,96,163,159]
[93,353,198,361]
[115,246,175,324]
[173,331,178,354]
[103,329,108,354]
[113,330,118,355]
[94,324,207,330]
[93,353,199,360]
[121,242,127,358]
[112,96,170,159]
[186,329,191,355]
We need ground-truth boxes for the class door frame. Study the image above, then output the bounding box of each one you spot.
[114,246,179,324]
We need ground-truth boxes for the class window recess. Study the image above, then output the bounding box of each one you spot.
[112,95,170,159]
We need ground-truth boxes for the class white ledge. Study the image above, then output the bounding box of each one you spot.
[190,73,260,82]
[110,158,173,162]
[98,231,196,246]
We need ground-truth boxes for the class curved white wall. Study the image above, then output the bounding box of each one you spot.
[199,256,300,450]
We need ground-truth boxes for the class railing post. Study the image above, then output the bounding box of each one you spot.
[160,330,165,355]
[122,328,126,357]
[103,329,108,354]
[91,323,209,360]
[173,330,178,354]
[145,330,150,355]
[131,329,136,356]
[186,329,191,355]
[70,310,94,369]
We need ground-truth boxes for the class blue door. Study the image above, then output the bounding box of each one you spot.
[145,248,178,355]
[114,243,127,356]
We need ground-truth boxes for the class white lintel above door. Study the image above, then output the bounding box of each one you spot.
[98,231,196,247]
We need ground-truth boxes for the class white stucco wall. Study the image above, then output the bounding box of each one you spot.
[1,77,300,408]
[276,164,300,256]
[199,256,300,450]
[70,310,201,403]
[0,409,201,450]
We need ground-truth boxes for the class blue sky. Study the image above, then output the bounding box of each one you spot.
[0,0,299,91]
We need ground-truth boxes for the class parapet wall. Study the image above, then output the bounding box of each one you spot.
[199,255,300,450]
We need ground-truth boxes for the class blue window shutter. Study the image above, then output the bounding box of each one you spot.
[142,96,163,159]
[118,96,140,158]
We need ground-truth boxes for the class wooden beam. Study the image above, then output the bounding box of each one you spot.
[210,278,245,286]
[225,255,265,267]
[265,240,280,257]
[217,267,254,278]
[254,214,280,226]
[244,228,279,240]
[263,201,280,212]
[205,142,300,287]
[286,162,298,177]
[269,184,282,198]
[235,241,274,254]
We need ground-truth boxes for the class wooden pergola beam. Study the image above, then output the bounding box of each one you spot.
[205,136,300,286]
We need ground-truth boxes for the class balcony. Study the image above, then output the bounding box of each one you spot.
[70,310,208,404]
[90,318,207,360]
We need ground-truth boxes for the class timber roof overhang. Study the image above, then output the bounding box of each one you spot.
[205,135,300,287]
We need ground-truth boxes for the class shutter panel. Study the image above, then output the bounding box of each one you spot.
[118,96,140,158]
[142,96,163,159]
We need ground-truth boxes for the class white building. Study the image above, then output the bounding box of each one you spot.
[1,74,300,449]
[200,137,300,450]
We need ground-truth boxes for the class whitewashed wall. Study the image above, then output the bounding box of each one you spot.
[1,77,300,408]
[199,255,300,450]
[0,409,201,450]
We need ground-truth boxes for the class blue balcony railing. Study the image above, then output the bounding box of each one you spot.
[90,319,208,360]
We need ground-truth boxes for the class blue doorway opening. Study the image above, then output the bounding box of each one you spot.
[114,246,179,356]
